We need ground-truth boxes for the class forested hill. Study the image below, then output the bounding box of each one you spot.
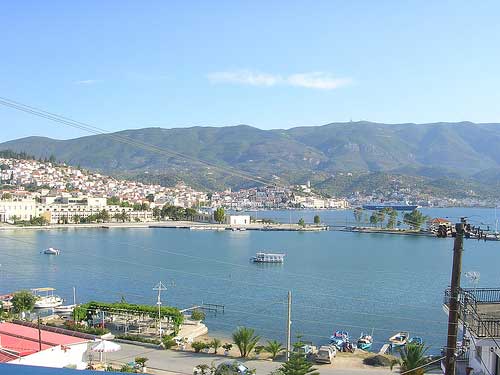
[1,121,500,192]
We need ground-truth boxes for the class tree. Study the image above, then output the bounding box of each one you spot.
[72,215,81,224]
[232,327,260,358]
[390,342,429,375]
[1,192,12,200]
[369,212,379,226]
[106,196,120,205]
[279,353,319,375]
[404,209,429,230]
[298,218,305,227]
[153,207,161,220]
[134,357,148,369]
[12,290,36,314]
[214,207,225,224]
[99,209,110,223]
[313,215,320,225]
[185,207,198,221]
[387,209,398,229]
[264,340,284,360]
[210,338,222,354]
[353,207,363,223]
[146,193,155,203]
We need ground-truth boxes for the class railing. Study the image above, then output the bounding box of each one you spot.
[443,288,500,338]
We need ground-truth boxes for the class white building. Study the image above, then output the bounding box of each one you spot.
[224,215,251,226]
[0,199,37,222]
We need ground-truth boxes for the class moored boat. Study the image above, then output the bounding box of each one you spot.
[389,331,409,348]
[357,333,373,351]
[330,330,349,349]
[250,252,285,263]
[32,287,63,308]
[43,247,60,255]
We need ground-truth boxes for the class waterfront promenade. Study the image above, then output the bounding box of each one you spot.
[107,342,395,375]
[0,221,328,232]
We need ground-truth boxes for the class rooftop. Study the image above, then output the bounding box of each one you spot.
[0,322,88,362]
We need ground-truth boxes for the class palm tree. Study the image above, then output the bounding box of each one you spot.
[390,342,429,375]
[210,338,222,354]
[264,340,284,360]
[232,327,260,358]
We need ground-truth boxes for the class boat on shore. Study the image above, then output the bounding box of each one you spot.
[330,330,349,349]
[389,331,409,348]
[357,333,373,351]
[43,247,61,255]
[32,287,63,308]
[250,252,285,263]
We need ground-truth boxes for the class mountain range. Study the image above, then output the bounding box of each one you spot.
[2,121,500,194]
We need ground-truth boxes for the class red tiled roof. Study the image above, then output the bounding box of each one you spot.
[0,350,18,363]
[0,322,87,362]
[429,218,451,223]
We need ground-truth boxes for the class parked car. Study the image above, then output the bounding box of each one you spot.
[315,345,336,364]
[292,341,317,358]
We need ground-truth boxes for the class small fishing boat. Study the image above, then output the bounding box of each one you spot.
[43,247,60,255]
[54,287,77,314]
[357,333,373,351]
[250,252,285,263]
[409,336,423,345]
[32,287,63,308]
[330,330,349,349]
[389,331,409,348]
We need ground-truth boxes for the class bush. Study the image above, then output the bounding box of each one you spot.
[116,334,160,345]
[363,355,393,367]
[162,335,177,349]
[210,338,222,354]
[192,341,208,353]
[191,309,206,321]
[63,321,108,336]
[222,343,233,351]
[135,357,148,367]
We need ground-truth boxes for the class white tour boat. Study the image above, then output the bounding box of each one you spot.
[43,247,61,255]
[32,287,64,308]
[251,252,285,263]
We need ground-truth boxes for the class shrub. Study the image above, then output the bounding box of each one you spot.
[63,320,108,335]
[222,343,233,351]
[191,309,206,321]
[363,355,393,367]
[192,341,208,353]
[162,335,177,349]
[135,357,148,367]
[116,334,160,345]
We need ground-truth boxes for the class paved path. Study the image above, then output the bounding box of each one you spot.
[107,343,394,375]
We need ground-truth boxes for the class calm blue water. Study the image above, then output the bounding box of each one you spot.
[1,208,499,353]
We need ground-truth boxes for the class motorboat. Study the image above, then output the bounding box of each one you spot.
[330,330,349,349]
[43,247,60,255]
[250,252,285,263]
[389,331,409,348]
[54,287,77,314]
[357,333,373,351]
[32,287,63,308]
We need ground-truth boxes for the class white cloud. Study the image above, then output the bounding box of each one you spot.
[74,79,100,85]
[207,70,280,86]
[207,70,351,90]
[287,72,352,89]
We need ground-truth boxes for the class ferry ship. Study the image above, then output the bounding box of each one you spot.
[362,202,419,211]
[250,252,285,263]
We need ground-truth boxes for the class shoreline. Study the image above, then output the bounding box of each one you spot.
[0,221,328,232]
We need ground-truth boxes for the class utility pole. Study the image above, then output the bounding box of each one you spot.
[445,219,465,375]
[286,290,292,361]
[153,281,168,341]
[37,316,42,351]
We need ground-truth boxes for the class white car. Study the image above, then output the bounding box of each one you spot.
[315,345,337,364]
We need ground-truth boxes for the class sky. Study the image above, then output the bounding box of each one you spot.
[1,0,500,141]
